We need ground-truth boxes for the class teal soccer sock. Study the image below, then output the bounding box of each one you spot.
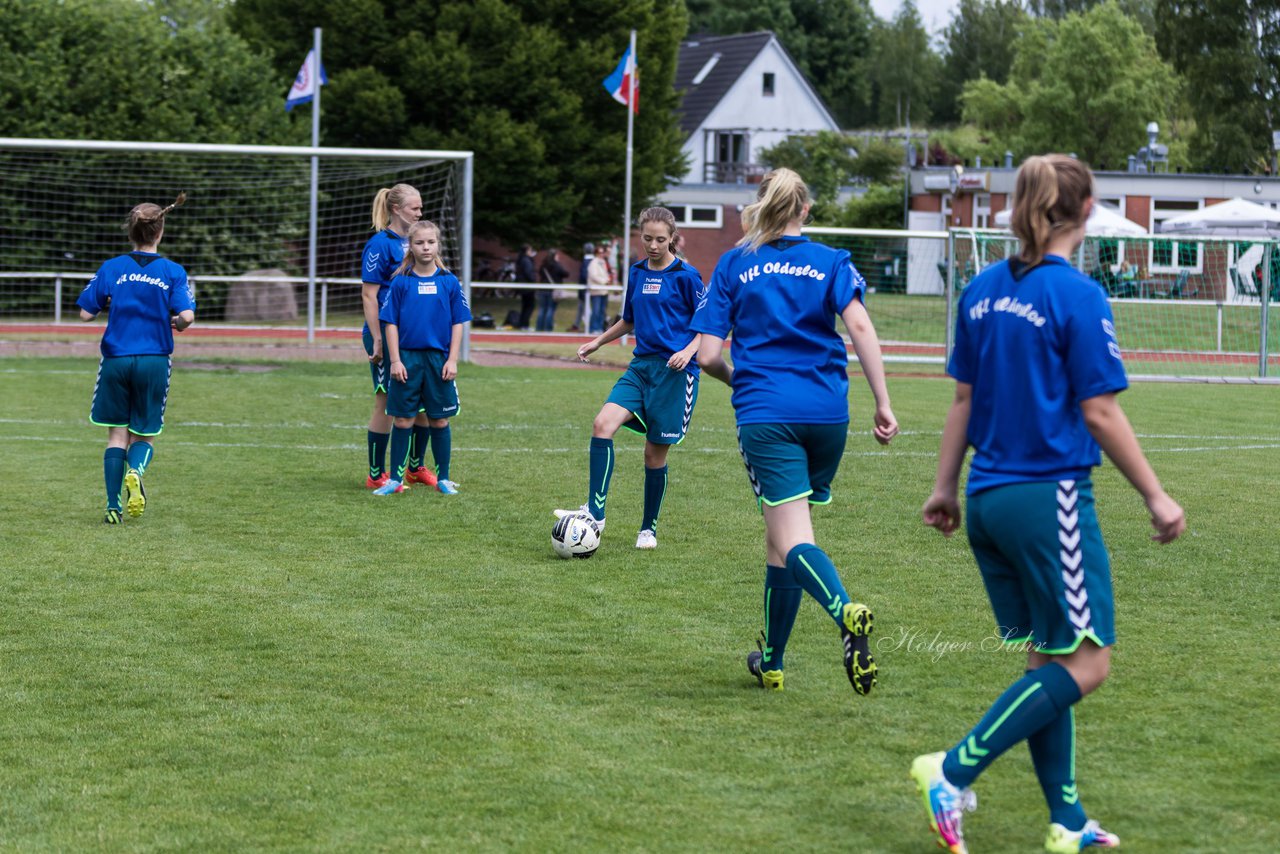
[762,564,803,671]
[942,661,1083,789]
[126,441,153,474]
[409,424,430,470]
[430,425,451,481]
[103,448,126,511]
[586,437,614,521]
[388,426,412,481]
[641,465,667,531]
[1029,701,1088,831]
[368,430,390,478]
[785,544,850,626]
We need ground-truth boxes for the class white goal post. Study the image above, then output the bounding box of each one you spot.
[0,137,475,357]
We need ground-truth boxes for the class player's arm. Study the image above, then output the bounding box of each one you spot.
[385,323,407,383]
[171,310,195,331]
[577,317,635,361]
[697,334,732,386]
[668,333,702,371]
[841,299,898,444]
[80,308,97,322]
[1080,393,1185,543]
[922,381,972,536]
[443,322,463,381]
[362,282,383,363]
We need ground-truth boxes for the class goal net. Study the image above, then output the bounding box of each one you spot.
[0,139,471,334]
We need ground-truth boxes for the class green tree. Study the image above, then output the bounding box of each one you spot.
[1157,0,1280,172]
[933,0,1028,123]
[230,0,688,247]
[960,2,1181,167]
[0,0,296,144]
[868,2,942,128]
[687,0,877,127]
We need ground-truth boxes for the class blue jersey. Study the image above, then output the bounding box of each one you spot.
[949,255,1129,495]
[623,257,705,376]
[76,252,195,357]
[361,229,408,330]
[692,236,864,425]
[380,269,472,351]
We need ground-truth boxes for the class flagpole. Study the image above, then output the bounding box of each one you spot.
[619,28,636,343]
[307,26,321,344]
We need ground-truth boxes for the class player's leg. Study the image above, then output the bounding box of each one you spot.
[422,349,461,494]
[374,351,423,495]
[121,355,169,518]
[554,365,642,528]
[405,410,437,487]
[91,356,131,522]
[364,325,392,488]
[636,364,697,548]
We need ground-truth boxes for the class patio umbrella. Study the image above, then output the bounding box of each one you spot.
[994,203,1147,236]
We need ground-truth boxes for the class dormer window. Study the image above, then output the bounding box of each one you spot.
[763,72,775,97]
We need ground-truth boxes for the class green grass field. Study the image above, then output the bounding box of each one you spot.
[1,356,1277,852]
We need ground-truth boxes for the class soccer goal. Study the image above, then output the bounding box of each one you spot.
[0,137,474,352]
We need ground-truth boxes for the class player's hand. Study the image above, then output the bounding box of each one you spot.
[441,360,457,381]
[1146,491,1185,544]
[370,339,384,365]
[872,405,899,445]
[171,315,184,332]
[922,491,961,537]
[667,349,692,370]
[577,342,598,362]
[390,360,407,383]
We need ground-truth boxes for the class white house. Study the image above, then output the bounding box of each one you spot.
[673,31,840,186]
[662,31,842,276]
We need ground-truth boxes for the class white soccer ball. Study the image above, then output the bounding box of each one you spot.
[551,513,601,559]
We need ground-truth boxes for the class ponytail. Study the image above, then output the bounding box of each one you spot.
[125,191,186,248]
[738,168,810,253]
[371,183,419,232]
[1010,155,1093,267]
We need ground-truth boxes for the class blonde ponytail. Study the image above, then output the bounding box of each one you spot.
[1010,155,1093,267]
[125,191,186,248]
[738,168,810,253]
[371,183,419,232]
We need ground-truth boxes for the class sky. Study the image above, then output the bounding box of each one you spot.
[869,0,960,34]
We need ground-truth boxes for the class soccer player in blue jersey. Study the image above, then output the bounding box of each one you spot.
[77,194,195,524]
[692,168,898,695]
[911,155,1185,854]
[373,220,470,496]
[554,207,705,550]
[360,184,437,491]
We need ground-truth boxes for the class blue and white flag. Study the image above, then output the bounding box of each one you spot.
[602,45,638,114]
[285,49,328,112]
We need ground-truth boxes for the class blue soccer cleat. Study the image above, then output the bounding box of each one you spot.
[1045,820,1120,852]
[911,751,977,854]
[372,479,406,495]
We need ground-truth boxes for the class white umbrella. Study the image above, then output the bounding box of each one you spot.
[1158,197,1280,236]
[994,203,1147,236]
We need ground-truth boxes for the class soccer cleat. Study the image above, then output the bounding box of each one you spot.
[554,504,605,533]
[746,635,784,690]
[124,468,146,518]
[841,602,877,695]
[436,479,460,495]
[635,529,657,549]
[365,472,390,490]
[103,509,123,525]
[1045,820,1121,852]
[911,752,977,854]
[404,466,438,487]
[372,479,406,495]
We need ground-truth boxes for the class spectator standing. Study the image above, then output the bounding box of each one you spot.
[515,244,537,330]
[537,248,570,331]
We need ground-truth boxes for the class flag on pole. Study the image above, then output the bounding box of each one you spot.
[602,45,638,114]
[285,49,328,112]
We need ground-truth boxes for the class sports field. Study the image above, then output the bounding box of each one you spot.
[1,355,1276,852]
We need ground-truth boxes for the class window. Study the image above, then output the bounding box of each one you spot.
[660,204,723,229]
[1149,199,1203,273]
[762,72,775,97]
[974,193,991,229]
